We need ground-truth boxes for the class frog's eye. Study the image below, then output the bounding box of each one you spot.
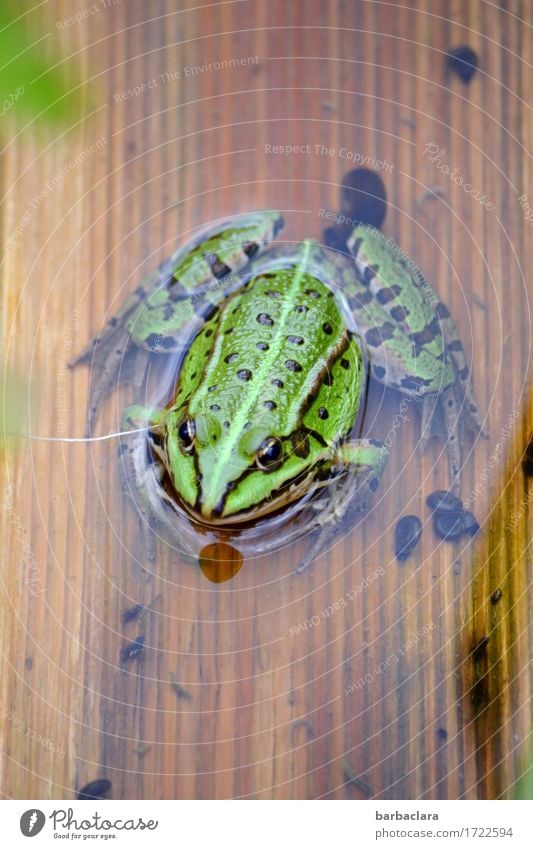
[178,417,196,452]
[256,437,283,470]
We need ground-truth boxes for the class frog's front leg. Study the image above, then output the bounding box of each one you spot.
[118,404,169,561]
[296,438,388,574]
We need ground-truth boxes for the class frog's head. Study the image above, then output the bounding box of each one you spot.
[160,406,331,525]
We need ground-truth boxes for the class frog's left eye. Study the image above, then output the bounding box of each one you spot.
[256,437,283,470]
[178,417,196,452]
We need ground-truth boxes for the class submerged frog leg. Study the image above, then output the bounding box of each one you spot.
[295,439,388,574]
[340,228,486,488]
[70,211,283,434]
[418,392,443,452]
[69,256,182,435]
[118,405,169,562]
[429,295,488,439]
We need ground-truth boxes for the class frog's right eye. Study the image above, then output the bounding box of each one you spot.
[178,417,196,452]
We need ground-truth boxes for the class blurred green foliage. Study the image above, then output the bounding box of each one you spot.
[0,3,86,124]
[1,371,30,437]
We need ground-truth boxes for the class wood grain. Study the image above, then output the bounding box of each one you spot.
[0,0,531,800]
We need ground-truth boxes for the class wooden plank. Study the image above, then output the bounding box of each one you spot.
[0,0,530,800]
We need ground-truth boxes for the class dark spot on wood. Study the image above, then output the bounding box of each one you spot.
[369,476,379,491]
[472,635,489,662]
[77,779,112,801]
[471,674,489,711]
[436,728,448,741]
[237,369,252,381]
[25,656,33,670]
[458,366,469,379]
[121,603,144,625]
[490,589,502,605]
[257,313,274,326]
[120,636,145,664]
[395,514,423,561]
[446,45,478,83]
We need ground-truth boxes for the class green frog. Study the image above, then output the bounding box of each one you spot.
[71,211,485,568]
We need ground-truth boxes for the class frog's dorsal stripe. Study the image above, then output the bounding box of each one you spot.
[192,240,315,503]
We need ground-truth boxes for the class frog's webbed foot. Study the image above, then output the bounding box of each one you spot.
[69,281,153,436]
[295,439,388,574]
[417,380,485,494]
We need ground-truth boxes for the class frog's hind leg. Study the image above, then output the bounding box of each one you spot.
[432,297,488,439]
[68,259,175,435]
[70,320,151,437]
[295,439,388,574]
[418,393,440,453]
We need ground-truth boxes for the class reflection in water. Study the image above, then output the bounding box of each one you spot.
[199,541,244,583]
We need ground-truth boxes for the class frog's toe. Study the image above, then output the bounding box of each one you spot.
[441,384,464,489]
[418,394,439,453]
